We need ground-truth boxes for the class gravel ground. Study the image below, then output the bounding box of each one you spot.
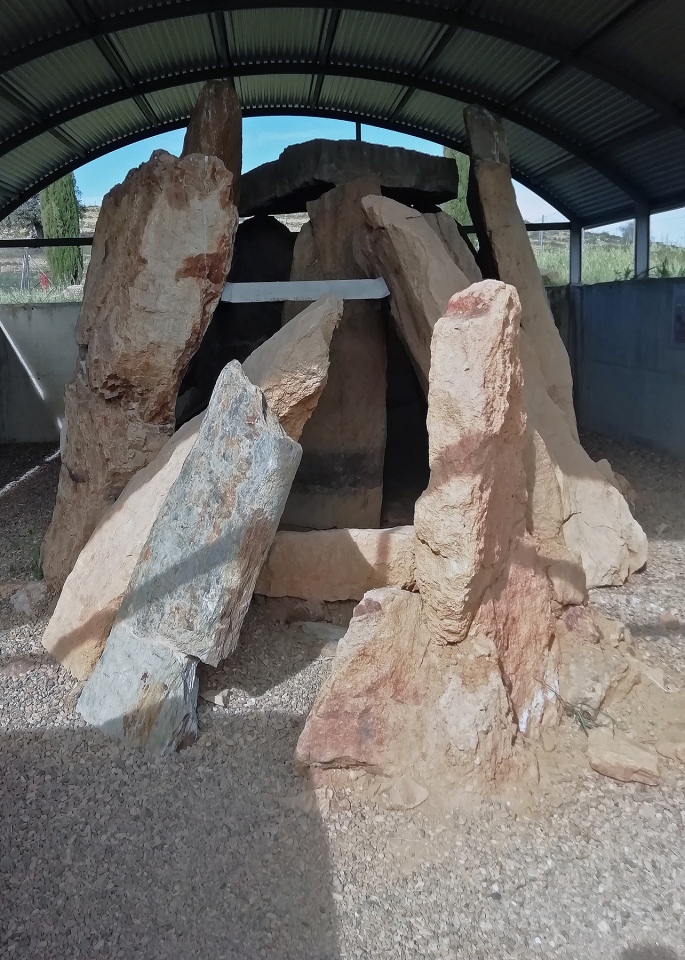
[0,437,683,960]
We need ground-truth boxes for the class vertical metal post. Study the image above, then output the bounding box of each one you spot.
[569,222,582,284]
[355,120,362,141]
[634,203,650,279]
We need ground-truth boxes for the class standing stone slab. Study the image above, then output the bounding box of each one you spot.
[463,105,576,434]
[42,149,237,591]
[415,281,558,742]
[106,361,301,667]
[78,629,199,755]
[281,178,387,531]
[464,105,647,589]
[182,80,242,187]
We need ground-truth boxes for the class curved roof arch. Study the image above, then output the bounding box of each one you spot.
[0,1,683,227]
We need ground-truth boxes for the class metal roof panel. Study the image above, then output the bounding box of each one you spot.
[521,67,656,147]
[3,41,120,120]
[428,29,555,101]
[331,10,441,74]
[228,9,325,64]
[111,17,218,79]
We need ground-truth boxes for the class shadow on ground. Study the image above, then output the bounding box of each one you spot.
[0,713,340,959]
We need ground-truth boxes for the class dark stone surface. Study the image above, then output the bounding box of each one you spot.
[176,215,296,424]
[239,140,459,217]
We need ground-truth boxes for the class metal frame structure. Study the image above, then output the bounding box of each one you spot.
[0,0,683,280]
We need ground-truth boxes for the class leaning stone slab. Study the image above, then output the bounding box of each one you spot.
[423,211,482,285]
[77,362,302,750]
[105,361,301,667]
[239,139,459,216]
[78,628,199,754]
[356,195,469,393]
[255,525,416,602]
[42,149,237,592]
[43,299,338,680]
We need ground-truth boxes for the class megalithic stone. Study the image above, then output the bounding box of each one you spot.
[92,360,301,668]
[41,149,238,592]
[463,105,577,435]
[78,362,301,751]
[182,81,242,199]
[464,105,647,588]
[281,178,388,531]
[356,195,469,394]
[77,628,200,755]
[42,296,341,682]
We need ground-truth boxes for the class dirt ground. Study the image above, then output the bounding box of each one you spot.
[0,435,683,959]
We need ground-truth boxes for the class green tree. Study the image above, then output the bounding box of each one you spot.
[0,195,43,238]
[40,174,83,285]
[441,147,472,226]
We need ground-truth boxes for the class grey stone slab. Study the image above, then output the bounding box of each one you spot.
[78,627,199,754]
[239,139,459,216]
[112,360,302,667]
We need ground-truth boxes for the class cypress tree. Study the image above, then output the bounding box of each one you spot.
[40,174,83,285]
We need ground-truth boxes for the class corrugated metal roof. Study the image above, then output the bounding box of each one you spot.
[0,0,683,226]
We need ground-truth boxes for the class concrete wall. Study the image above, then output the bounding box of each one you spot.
[552,279,685,462]
[0,303,79,443]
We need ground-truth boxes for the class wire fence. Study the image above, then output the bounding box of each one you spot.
[0,240,93,303]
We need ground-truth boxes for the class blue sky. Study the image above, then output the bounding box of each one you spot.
[75,116,685,244]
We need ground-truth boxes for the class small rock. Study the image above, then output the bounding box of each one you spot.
[0,656,36,678]
[0,580,25,600]
[199,688,230,707]
[587,728,660,785]
[9,581,47,618]
[659,612,681,630]
[656,741,685,762]
[285,599,330,624]
[299,622,347,643]
[383,775,429,811]
[641,665,666,690]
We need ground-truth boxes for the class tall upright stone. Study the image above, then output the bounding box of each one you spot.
[281,178,387,530]
[182,81,242,194]
[464,105,647,588]
[41,150,237,591]
[297,282,560,779]
[464,105,576,434]
[42,296,341,681]
[356,195,470,393]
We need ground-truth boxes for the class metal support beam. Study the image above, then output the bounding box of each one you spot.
[0,109,581,224]
[634,204,650,278]
[569,222,582,284]
[2,1,682,132]
[355,121,362,141]
[0,61,649,207]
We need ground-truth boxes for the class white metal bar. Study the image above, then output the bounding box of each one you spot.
[221,278,390,303]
